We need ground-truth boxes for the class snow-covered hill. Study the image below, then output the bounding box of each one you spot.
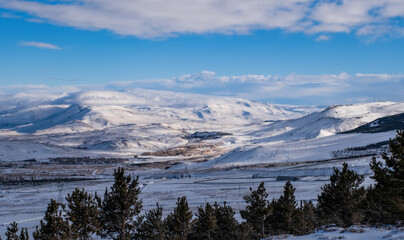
[250,102,404,143]
[177,102,404,170]
[0,89,319,161]
[1,89,315,133]
[1,89,404,165]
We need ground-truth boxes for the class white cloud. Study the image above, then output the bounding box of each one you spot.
[1,11,21,18]
[356,24,404,40]
[356,73,404,82]
[1,71,404,104]
[1,0,404,39]
[315,35,331,41]
[20,41,62,50]
[104,71,352,100]
[0,0,312,38]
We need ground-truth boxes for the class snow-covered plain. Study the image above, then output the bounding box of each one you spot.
[266,226,404,240]
[1,89,404,238]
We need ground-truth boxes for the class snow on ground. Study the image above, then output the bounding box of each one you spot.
[0,89,323,161]
[251,102,404,143]
[179,131,396,170]
[273,226,404,240]
[0,158,367,235]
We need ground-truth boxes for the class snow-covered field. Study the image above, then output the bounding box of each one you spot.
[1,89,404,237]
[0,157,374,234]
[267,226,404,240]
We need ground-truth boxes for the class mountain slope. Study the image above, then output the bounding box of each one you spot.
[250,102,404,143]
[0,89,320,161]
[1,89,319,134]
[343,112,404,134]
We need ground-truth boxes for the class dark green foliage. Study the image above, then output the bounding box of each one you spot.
[32,199,70,240]
[6,222,19,240]
[165,196,193,240]
[301,201,317,233]
[190,203,216,240]
[236,222,255,240]
[317,163,366,227]
[3,223,28,240]
[65,188,100,239]
[212,202,240,240]
[292,201,317,235]
[267,181,297,234]
[240,182,270,238]
[136,203,165,240]
[363,130,404,224]
[18,228,29,240]
[98,167,143,240]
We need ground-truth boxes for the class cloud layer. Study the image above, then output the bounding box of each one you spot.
[1,0,404,38]
[20,41,62,49]
[2,71,403,105]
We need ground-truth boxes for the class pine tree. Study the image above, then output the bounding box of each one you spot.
[317,163,366,227]
[301,200,317,233]
[6,222,19,240]
[165,196,193,240]
[240,182,270,238]
[292,201,316,235]
[32,199,70,239]
[363,130,404,223]
[267,181,297,234]
[212,202,239,240]
[18,228,29,240]
[190,203,216,240]
[136,203,165,240]
[98,167,143,240]
[236,222,255,240]
[65,188,100,239]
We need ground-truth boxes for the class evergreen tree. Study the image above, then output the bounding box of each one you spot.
[32,199,70,240]
[6,222,19,240]
[267,181,297,234]
[165,196,193,240]
[292,201,316,235]
[301,201,317,233]
[236,222,255,240]
[363,130,404,223]
[190,203,216,240]
[18,228,29,240]
[98,167,143,240]
[212,202,239,240]
[317,163,366,227]
[136,203,165,240]
[240,182,270,238]
[65,188,100,239]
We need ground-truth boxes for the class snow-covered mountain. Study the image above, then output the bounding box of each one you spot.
[1,89,404,165]
[177,102,404,170]
[0,89,319,161]
[250,102,404,143]
[0,89,316,133]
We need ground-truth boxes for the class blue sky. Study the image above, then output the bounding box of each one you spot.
[1,0,404,105]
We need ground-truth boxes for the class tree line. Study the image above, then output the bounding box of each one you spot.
[3,130,404,240]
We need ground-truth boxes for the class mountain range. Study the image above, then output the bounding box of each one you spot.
[0,89,403,168]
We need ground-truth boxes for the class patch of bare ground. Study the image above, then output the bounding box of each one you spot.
[141,142,227,157]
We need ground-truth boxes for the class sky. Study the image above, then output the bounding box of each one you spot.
[1,0,404,105]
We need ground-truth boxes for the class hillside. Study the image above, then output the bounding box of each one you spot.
[0,89,319,161]
[249,102,404,143]
[1,91,404,166]
[343,112,404,134]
